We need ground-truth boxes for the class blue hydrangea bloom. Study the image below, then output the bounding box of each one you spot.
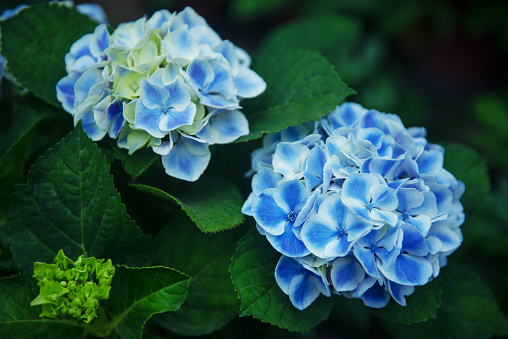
[56,6,266,181]
[243,102,465,310]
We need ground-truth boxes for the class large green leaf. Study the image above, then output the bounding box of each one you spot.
[0,107,44,225]
[0,3,98,107]
[110,141,159,181]
[443,143,490,221]
[152,215,245,335]
[131,176,244,233]
[0,274,86,339]
[229,229,334,332]
[371,277,442,324]
[237,48,356,142]
[7,124,152,272]
[385,264,508,339]
[106,266,191,339]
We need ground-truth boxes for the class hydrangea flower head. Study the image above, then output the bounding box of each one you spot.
[30,249,115,323]
[243,102,465,310]
[57,6,266,181]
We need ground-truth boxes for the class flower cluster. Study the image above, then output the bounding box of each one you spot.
[0,2,107,83]
[242,102,465,310]
[30,250,115,323]
[57,7,266,181]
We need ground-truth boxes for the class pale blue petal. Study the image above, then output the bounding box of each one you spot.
[187,59,214,89]
[370,184,398,211]
[401,223,429,256]
[353,246,378,278]
[330,257,365,292]
[303,146,326,190]
[74,68,103,104]
[417,148,443,176]
[356,128,385,149]
[241,193,255,216]
[411,191,438,216]
[342,173,379,205]
[273,142,310,180]
[397,188,424,212]
[161,135,210,181]
[251,189,287,236]
[234,67,267,98]
[140,78,170,110]
[407,215,432,236]
[427,224,462,253]
[76,4,108,24]
[158,103,196,132]
[369,208,399,226]
[196,110,249,144]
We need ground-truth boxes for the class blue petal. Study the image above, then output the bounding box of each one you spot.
[360,281,391,308]
[353,246,378,278]
[76,4,108,25]
[134,100,166,138]
[251,189,288,236]
[187,59,214,89]
[160,134,210,181]
[266,221,310,257]
[370,184,398,211]
[158,103,196,132]
[303,146,326,190]
[401,223,429,256]
[397,188,424,213]
[273,179,309,214]
[330,257,365,292]
[196,110,249,144]
[387,281,415,306]
[300,214,339,258]
[251,167,282,195]
[275,256,303,295]
[289,272,323,310]
[417,148,444,176]
[379,253,432,286]
[74,68,103,104]
[56,73,80,113]
[74,103,107,141]
[140,78,170,110]
[342,173,379,206]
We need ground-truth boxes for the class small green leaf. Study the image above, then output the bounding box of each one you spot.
[152,215,244,335]
[131,176,244,233]
[7,124,152,272]
[385,264,508,339]
[230,229,333,332]
[237,48,356,142]
[371,277,442,324]
[110,141,159,181]
[0,3,98,107]
[0,107,44,225]
[107,266,191,339]
[443,143,490,220]
[0,274,86,338]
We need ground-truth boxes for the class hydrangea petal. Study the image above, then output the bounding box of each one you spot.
[161,134,210,181]
[330,257,365,292]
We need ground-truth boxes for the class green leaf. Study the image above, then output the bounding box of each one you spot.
[385,264,508,339]
[229,229,334,332]
[237,48,356,142]
[151,215,244,335]
[131,176,244,233]
[371,277,442,324]
[0,274,86,339]
[443,143,490,220]
[110,141,159,181]
[7,124,152,272]
[107,266,191,339]
[0,3,98,107]
[0,107,44,225]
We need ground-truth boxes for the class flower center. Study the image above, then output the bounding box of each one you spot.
[287,211,297,222]
[161,106,169,114]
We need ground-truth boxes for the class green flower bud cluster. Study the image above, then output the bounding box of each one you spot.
[30,249,115,323]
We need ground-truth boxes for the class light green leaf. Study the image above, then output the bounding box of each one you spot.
[0,274,86,339]
[385,264,508,339]
[7,123,152,272]
[107,266,191,339]
[110,141,159,181]
[0,3,98,107]
[371,277,442,324]
[230,229,333,332]
[443,143,490,221]
[152,215,244,335]
[0,107,44,225]
[131,176,244,233]
[237,48,356,142]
